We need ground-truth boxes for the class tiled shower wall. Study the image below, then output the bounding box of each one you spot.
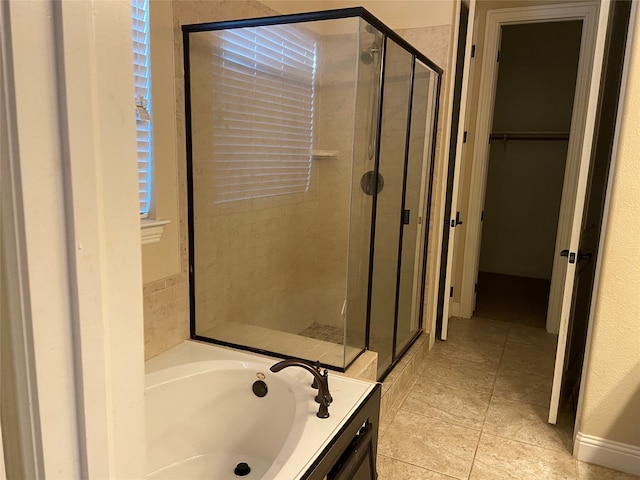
[187,20,362,337]
[314,28,366,335]
[188,29,321,335]
[143,0,278,360]
[142,0,451,361]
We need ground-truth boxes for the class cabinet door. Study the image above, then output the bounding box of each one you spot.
[327,422,376,480]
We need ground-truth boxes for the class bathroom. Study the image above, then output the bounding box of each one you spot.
[1,0,639,479]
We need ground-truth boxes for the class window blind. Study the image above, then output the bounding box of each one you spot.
[132,0,152,216]
[210,25,316,203]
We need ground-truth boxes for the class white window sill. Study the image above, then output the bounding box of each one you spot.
[140,219,170,246]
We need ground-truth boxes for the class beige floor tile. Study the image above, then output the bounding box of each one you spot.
[433,336,504,369]
[447,317,509,346]
[377,454,458,480]
[507,323,558,352]
[417,351,498,393]
[493,366,553,408]
[378,410,480,480]
[578,462,640,479]
[483,397,573,453]
[470,433,577,480]
[501,341,556,377]
[401,377,491,430]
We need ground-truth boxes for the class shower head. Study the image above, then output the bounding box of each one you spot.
[365,23,377,34]
[361,29,383,65]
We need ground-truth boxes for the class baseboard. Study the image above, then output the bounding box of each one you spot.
[574,432,640,475]
[449,302,461,318]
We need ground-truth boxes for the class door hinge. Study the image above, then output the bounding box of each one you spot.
[481,210,484,221]
[450,212,463,228]
[497,50,500,62]
[450,286,454,298]
[474,283,478,293]
[488,133,492,145]
[463,131,468,143]
[471,44,476,58]
[402,209,411,225]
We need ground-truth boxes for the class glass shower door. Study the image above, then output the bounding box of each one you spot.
[395,61,438,355]
[369,38,413,377]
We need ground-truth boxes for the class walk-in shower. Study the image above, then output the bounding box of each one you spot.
[183,8,441,380]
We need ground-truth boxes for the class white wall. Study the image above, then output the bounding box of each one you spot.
[141,0,181,284]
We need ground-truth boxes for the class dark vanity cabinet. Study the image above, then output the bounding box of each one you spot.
[303,383,381,480]
[327,421,377,480]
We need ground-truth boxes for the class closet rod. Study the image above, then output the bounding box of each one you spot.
[490,131,570,141]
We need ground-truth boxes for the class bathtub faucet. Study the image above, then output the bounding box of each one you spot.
[269,359,333,419]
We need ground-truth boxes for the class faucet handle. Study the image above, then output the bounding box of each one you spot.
[311,360,321,389]
[314,369,333,405]
[323,369,332,403]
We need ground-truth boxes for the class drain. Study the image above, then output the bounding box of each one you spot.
[252,380,268,398]
[234,462,251,476]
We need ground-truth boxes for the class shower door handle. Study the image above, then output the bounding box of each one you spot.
[402,209,410,225]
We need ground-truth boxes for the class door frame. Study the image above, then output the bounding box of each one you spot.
[458,2,599,329]
[427,0,478,342]
[1,1,146,476]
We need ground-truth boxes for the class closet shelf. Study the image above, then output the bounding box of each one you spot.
[490,131,570,141]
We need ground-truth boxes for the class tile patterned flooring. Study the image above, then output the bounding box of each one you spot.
[298,322,368,349]
[299,323,345,344]
[377,316,639,480]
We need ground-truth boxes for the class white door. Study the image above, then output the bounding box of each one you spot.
[549,0,613,424]
[441,0,477,340]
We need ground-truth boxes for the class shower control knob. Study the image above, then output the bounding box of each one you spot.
[360,171,384,195]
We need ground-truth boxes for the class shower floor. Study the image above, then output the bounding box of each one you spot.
[299,323,344,344]
[299,322,366,348]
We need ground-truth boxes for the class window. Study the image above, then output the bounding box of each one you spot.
[210,25,317,203]
[132,0,153,216]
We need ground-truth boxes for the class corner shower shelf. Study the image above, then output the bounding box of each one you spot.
[311,150,339,160]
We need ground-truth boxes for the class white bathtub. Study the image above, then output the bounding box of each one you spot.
[145,341,375,479]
